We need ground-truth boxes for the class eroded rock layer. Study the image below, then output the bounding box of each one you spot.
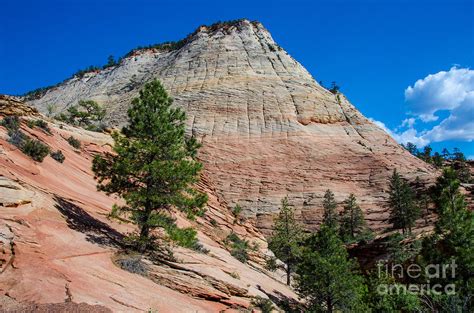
[27,20,435,233]
[0,110,295,311]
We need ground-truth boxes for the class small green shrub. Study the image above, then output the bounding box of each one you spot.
[232,204,242,217]
[26,119,51,134]
[251,296,275,313]
[50,150,65,163]
[57,100,105,130]
[7,130,27,147]
[46,104,56,117]
[210,218,218,227]
[116,254,148,275]
[329,81,340,94]
[21,138,50,162]
[226,232,249,263]
[228,271,240,279]
[26,120,35,128]
[85,123,106,132]
[167,226,199,248]
[264,256,278,272]
[67,136,81,149]
[1,116,20,132]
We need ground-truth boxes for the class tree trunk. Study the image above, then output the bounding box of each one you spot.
[139,223,150,252]
[327,297,333,313]
[138,204,152,252]
[286,263,291,285]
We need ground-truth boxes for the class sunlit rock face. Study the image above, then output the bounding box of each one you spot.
[27,20,435,234]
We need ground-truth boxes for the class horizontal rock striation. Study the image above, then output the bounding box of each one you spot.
[27,20,435,234]
[0,109,295,311]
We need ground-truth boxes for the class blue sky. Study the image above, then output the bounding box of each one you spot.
[1,0,472,157]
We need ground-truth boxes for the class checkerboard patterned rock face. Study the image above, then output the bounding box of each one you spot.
[27,20,435,233]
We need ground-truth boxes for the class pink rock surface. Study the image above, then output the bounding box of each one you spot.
[0,111,295,312]
[27,20,436,235]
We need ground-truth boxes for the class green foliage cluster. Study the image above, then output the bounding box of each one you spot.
[321,190,373,244]
[364,270,421,312]
[267,174,474,312]
[268,197,305,285]
[251,296,275,313]
[50,150,65,163]
[56,100,106,131]
[328,81,340,94]
[67,136,81,149]
[21,138,50,162]
[419,168,474,311]
[413,176,431,225]
[7,130,27,147]
[93,80,207,252]
[225,232,250,263]
[231,204,245,223]
[26,119,51,134]
[340,193,373,244]
[322,189,338,229]
[231,204,242,217]
[140,212,207,252]
[385,232,421,264]
[2,116,50,162]
[115,254,148,276]
[403,143,471,183]
[389,169,420,234]
[319,81,341,95]
[296,224,368,312]
[1,115,20,132]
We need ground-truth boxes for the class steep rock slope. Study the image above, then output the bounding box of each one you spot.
[27,20,435,233]
[0,101,296,312]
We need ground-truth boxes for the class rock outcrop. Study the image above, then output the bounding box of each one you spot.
[0,108,295,311]
[26,19,435,234]
[0,95,39,117]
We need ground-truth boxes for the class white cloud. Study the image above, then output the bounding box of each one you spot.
[405,66,474,124]
[400,117,416,128]
[372,67,474,147]
[368,118,429,147]
[423,92,474,142]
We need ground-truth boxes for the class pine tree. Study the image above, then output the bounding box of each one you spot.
[421,168,474,311]
[404,142,418,155]
[267,197,304,285]
[441,148,451,159]
[92,80,207,252]
[105,55,116,68]
[388,169,419,234]
[419,145,432,163]
[432,151,443,167]
[339,193,370,243]
[451,147,465,161]
[296,225,367,312]
[413,176,431,226]
[322,189,338,229]
[63,100,106,127]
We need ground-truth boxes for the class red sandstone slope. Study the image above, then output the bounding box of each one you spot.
[27,20,436,234]
[0,100,295,312]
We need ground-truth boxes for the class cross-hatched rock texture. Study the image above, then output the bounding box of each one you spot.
[0,109,295,312]
[26,19,436,234]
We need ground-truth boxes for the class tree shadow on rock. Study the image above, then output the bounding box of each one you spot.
[54,195,124,248]
[256,285,303,312]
